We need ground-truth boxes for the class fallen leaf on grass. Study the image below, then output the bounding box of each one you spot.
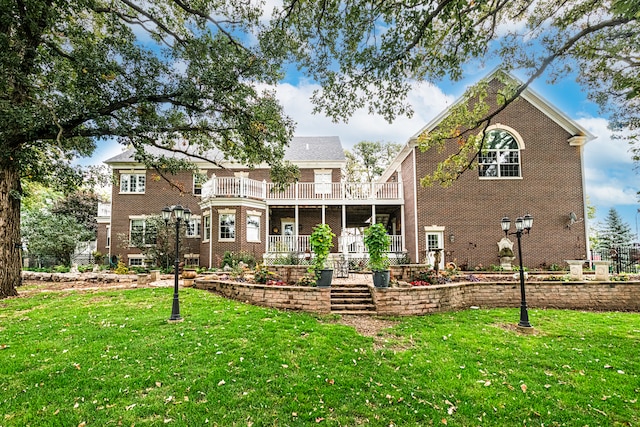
[316,417,325,423]
[520,384,527,393]
[218,380,226,386]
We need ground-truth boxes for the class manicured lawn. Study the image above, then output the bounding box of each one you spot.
[0,288,638,426]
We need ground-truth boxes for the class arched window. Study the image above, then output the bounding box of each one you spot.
[478,129,521,178]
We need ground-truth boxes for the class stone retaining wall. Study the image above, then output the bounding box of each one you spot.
[373,281,640,315]
[198,279,639,315]
[196,280,331,314]
[22,271,138,283]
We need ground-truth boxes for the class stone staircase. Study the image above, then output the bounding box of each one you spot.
[330,282,376,314]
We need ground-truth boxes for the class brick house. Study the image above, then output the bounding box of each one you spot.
[97,71,593,270]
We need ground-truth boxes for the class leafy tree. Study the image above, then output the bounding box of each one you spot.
[1,1,297,297]
[597,208,635,251]
[344,141,402,183]
[273,0,639,182]
[22,211,94,267]
[52,191,100,238]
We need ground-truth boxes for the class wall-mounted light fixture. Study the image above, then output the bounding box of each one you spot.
[449,233,455,243]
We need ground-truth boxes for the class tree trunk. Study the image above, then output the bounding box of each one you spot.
[0,162,21,298]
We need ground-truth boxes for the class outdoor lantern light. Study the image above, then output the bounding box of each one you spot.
[500,214,534,329]
[501,216,511,235]
[163,205,191,323]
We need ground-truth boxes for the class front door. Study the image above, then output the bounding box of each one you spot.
[425,231,445,270]
[282,220,295,251]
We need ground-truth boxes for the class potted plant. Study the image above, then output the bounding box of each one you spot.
[364,223,391,288]
[309,223,335,287]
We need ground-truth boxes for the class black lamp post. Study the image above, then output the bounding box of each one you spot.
[162,205,191,322]
[501,214,534,328]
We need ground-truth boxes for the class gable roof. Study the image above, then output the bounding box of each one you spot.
[380,69,596,182]
[104,136,345,166]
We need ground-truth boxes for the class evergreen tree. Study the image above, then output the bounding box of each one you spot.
[598,208,635,251]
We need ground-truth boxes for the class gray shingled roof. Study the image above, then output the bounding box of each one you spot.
[104,136,345,164]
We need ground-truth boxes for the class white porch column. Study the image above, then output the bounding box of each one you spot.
[265,207,270,253]
[400,204,406,251]
[208,206,213,268]
[371,205,376,223]
[322,204,326,224]
[295,205,299,252]
[342,204,347,253]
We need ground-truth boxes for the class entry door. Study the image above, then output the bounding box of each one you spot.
[425,231,445,270]
[282,220,295,251]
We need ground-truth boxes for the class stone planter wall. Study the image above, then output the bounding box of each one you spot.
[196,280,331,314]
[372,281,640,315]
[266,266,311,284]
[389,264,430,281]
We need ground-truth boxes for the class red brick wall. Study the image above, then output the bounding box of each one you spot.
[406,88,587,269]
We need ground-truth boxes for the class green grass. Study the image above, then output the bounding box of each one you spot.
[0,288,638,426]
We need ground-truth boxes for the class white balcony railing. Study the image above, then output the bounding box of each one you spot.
[267,234,403,254]
[268,235,311,253]
[201,177,402,202]
[338,235,403,254]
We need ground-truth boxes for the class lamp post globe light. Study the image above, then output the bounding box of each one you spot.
[501,214,534,329]
[162,205,191,323]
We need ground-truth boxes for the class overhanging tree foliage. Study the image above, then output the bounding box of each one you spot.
[344,141,402,183]
[1,0,298,297]
[272,0,639,182]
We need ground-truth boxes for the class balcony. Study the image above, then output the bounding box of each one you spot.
[202,177,402,203]
[267,234,403,254]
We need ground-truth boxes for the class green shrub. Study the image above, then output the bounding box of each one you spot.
[78,264,94,273]
[54,265,70,273]
[222,251,256,269]
[114,260,129,275]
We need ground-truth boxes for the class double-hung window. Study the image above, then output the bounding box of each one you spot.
[203,215,211,241]
[246,212,261,243]
[130,218,156,245]
[186,217,201,238]
[120,173,146,193]
[219,210,236,241]
[478,129,522,178]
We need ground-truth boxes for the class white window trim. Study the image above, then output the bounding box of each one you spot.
[186,215,202,238]
[478,125,525,180]
[193,171,207,196]
[106,225,111,249]
[129,216,155,247]
[202,213,211,243]
[246,210,262,243]
[119,172,146,194]
[314,169,332,195]
[218,209,236,242]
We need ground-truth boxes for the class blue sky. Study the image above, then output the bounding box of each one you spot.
[86,66,639,238]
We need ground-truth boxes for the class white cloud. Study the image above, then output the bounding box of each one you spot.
[581,116,638,208]
[267,80,454,149]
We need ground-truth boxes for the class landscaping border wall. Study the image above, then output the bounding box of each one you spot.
[196,280,331,314]
[196,279,640,315]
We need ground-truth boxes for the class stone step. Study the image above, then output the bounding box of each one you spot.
[331,291,371,297]
[331,310,377,315]
[331,297,373,304]
[331,303,376,311]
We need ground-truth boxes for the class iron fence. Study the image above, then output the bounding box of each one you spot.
[590,246,640,274]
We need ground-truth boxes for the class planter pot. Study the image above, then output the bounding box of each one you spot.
[372,270,390,288]
[316,269,333,288]
[183,278,195,287]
